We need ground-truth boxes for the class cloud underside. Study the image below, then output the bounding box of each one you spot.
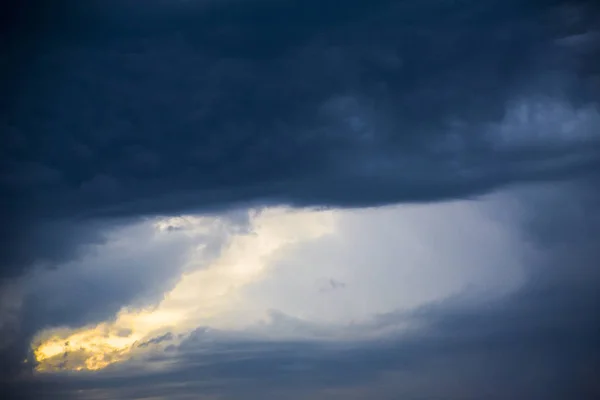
[1,0,600,279]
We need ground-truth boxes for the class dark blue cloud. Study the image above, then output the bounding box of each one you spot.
[2,0,599,280]
[1,1,600,398]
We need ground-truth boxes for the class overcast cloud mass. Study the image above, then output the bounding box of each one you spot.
[1,0,599,399]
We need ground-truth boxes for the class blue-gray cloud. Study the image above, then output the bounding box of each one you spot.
[1,1,600,398]
[2,0,599,280]
[4,178,600,400]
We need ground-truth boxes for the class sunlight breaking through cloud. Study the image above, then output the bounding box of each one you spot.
[30,193,529,374]
[32,207,337,372]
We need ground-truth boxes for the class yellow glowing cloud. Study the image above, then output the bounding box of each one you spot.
[32,207,336,373]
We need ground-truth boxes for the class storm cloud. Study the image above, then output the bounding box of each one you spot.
[2,0,600,278]
[1,1,600,399]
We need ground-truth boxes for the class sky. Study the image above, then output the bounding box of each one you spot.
[1,0,599,399]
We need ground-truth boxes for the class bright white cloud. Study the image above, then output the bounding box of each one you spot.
[236,195,528,331]
[29,191,531,372]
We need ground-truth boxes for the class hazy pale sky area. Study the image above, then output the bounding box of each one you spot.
[1,1,599,399]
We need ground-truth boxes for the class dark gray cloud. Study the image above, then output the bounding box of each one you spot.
[2,0,599,280]
[1,0,600,398]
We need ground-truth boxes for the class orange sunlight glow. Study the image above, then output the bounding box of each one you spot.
[31,207,336,373]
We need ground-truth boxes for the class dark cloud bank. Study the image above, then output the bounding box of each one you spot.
[2,0,599,278]
[1,0,600,399]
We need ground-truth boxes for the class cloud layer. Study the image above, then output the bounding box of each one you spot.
[4,178,598,400]
[1,1,600,399]
[25,195,524,371]
[2,0,599,280]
